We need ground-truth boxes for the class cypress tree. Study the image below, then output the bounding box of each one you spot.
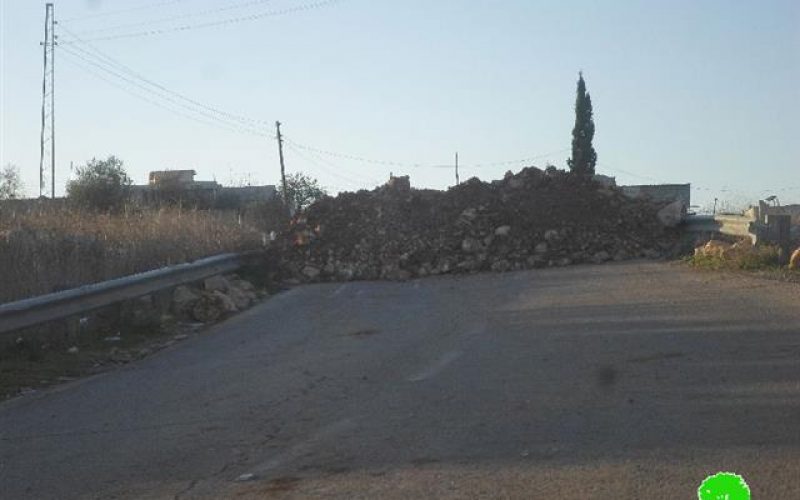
[567,72,597,175]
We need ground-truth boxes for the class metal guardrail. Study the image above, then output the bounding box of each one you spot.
[0,253,249,335]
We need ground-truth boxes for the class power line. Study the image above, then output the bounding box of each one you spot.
[68,0,278,35]
[58,26,272,130]
[468,148,570,168]
[61,0,346,44]
[59,44,267,134]
[597,162,665,184]
[284,139,456,169]
[60,0,191,23]
[60,49,269,137]
[285,138,569,170]
[59,54,263,136]
[284,140,381,184]
[284,141,379,187]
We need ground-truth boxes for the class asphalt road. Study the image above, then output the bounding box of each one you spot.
[2,261,800,499]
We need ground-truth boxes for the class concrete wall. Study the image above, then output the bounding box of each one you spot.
[765,204,800,221]
[621,184,691,208]
[765,204,800,241]
[219,185,277,204]
[683,213,758,243]
[128,184,276,208]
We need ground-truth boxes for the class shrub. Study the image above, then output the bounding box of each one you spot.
[0,163,24,200]
[690,242,782,271]
[66,156,132,211]
[736,245,781,270]
[278,172,327,212]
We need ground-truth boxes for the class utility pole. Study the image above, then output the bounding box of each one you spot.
[275,121,288,208]
[38,3,56,199]
[51,7,56,200]
[455,152,460,186]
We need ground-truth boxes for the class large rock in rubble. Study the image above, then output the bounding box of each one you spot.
[172,275,258,323]
[788,248,800,270]
[275,168,681,282]
[172,286,202,317]
[657,200,685,228]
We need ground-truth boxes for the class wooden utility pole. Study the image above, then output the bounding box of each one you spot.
[455,152,460,186]
[275,121,288,207]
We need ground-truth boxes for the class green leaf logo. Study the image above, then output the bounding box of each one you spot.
[698,472,751,500]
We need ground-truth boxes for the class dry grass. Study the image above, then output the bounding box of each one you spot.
[688,244,783,271]
[0,204,266,303]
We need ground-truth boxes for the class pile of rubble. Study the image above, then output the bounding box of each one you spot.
[171,274,260,323]
[276,167,682,282]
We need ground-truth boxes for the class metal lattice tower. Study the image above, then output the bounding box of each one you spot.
[39,3,56,198]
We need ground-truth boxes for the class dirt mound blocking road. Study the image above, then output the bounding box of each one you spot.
[277,167,680,282]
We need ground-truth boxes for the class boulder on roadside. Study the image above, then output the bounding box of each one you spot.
[191,291,237,323]
[230,279,256,293]
[789,247,800,270]
[204,275,230,293]
[212,290,238,314]
[226,286,254,310]
[172,285,201,318]
[191,294,221,323]
[696,240,731,259]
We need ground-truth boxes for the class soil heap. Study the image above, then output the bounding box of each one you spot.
[275,167,680,282]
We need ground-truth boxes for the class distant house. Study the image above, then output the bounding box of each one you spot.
[130,170,276,207]
[149,169,197,187]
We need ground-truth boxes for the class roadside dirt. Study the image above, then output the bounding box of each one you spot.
[0,319,202,400]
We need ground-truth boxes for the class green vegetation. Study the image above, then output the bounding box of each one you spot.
[279,172,328,211]
[689,244,782,271]
[567,72,597,175]
[66,156,132,211]
[0,163,24,200]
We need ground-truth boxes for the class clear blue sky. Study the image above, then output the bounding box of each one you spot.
[1,0,798,209]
